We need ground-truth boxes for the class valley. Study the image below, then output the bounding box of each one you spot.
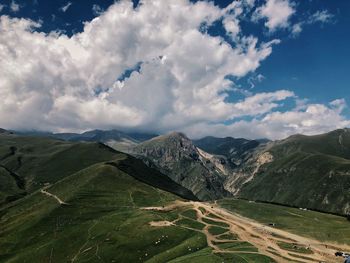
[2,0,349,262]
[0,130,350,262]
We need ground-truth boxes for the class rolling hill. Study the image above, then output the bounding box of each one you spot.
[1,130,349,262]
[0,132,277,263]
[238,129,350,215]
[0,132,195,205]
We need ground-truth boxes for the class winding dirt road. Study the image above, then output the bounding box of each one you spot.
[145,201,349,263]
[40,187,68,205]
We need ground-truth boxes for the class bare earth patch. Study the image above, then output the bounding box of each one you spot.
[149,221,173,227]
[143,200,349,263]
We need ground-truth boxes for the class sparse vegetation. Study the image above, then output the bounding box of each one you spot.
[218,198,350,245]
[277,242,313,254]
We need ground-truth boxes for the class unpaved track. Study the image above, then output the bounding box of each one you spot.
[40,187,68,205]
[145,201,348,263]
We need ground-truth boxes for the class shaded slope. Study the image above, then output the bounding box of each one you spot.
[107,156,198,201]
[194,136,261,166]
[132,132,229,201]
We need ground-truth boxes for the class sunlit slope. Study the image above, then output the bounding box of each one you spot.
[0,133,119,204]
[218,198,350,245]
[0,163,193,262]
[0,134,275,263]
[0,133,196,205]
[239,129,350,215]
[0,159,274,263]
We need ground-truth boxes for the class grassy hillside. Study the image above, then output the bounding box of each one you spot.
[0,135,275,263]
[0,134,121,204]
[239,129,350,215]
[218,199,350,245]
[0,133,196,205]
[0,163,194,262]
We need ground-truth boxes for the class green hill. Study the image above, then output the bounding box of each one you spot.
[239,129,350,215]
[0,133,273,263]
[1,131,349,262]
[0,134,202,262]
[0,133,196,205]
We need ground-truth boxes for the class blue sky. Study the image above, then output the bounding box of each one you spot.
[0,0,349,139]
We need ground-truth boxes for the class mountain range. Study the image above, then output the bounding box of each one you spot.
[1,128,350,262]
[10,127,350,215]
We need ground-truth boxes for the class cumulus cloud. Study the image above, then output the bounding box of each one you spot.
[60,2,72,13]
[0,0,347,139]
[253,0,295,32]
[183,99,350,140]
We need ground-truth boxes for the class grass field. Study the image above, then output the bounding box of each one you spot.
[0,135,276,262]
[218,198,350,245]
[0,163,204,262]
[0,163,277,263]
[1,134,348,262]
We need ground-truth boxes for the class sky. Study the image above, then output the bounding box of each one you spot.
[0,0,349,139]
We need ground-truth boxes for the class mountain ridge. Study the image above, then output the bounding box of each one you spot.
[4,127,350,215]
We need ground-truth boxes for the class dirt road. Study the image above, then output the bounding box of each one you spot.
[40,187,68,205]
[145,201,349,263]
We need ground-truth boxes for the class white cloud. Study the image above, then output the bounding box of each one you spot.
[92,4,104,16]
[291,10,334,37]
[0,0,347,139]
[0,0,282,133]
[253,0,295,32]
[223,18,240,38]
[231,90,294,117]
[0,4,5,12]
[308,10,334,24]
[248,73,265,89]
[10,1,20,12]
[184,99,350,140]
[60,2,72,13]
[291,22,302,36]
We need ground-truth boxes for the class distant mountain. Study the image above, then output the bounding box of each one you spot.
[193,136,262,167]
[237,128,350,215]
[8,128,350,215]
[14,129,158,152]
[0,128,13,135]
[132,132,230,200]
[132,129,350,215]
[55,129,156,142]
